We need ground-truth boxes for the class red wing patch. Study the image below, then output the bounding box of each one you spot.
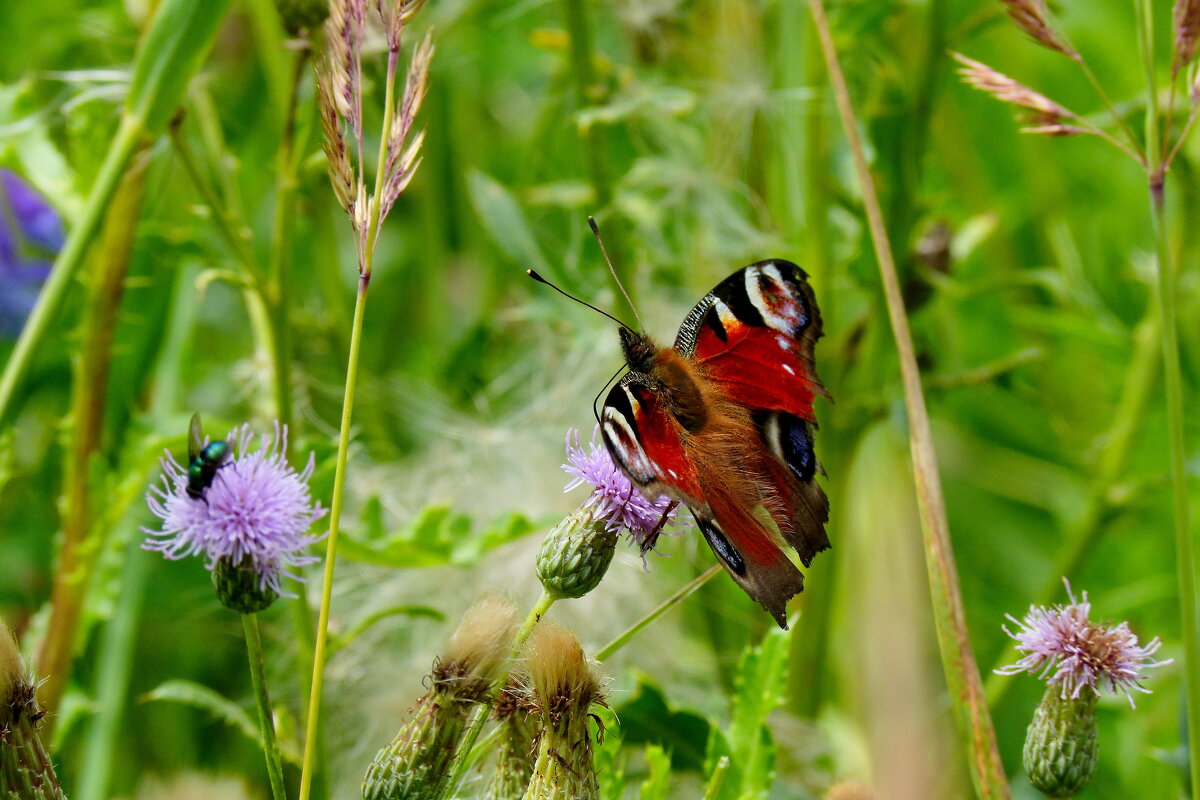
[676,260,825,422]
[600,377,702,501]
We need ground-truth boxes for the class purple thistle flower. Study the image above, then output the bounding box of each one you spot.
[995,580,1172,707]
[144,422,327,598]
[562,427,686,548]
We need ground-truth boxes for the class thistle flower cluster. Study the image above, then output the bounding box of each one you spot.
[519,624,606,800]
[317,0,433,270]
[536,428,686,600]
[143,422,326,608]
[996,582,1170,707]
[997,582,1171,798]
[363,598,517,800]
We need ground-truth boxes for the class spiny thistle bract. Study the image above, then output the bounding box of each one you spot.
[0,622,65,800]
[363,597,517,800]
[995,582,1171,797]
[536,428,685,600]
[143,422,326,611]
[483,677,537,800]
[520,624,606,800]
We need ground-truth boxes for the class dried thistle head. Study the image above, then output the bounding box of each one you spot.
[521,624,606,800]
[953,53,1086,136]
[999,0,1077,58]
[440,596,517,689]
[1175,0,1200,75]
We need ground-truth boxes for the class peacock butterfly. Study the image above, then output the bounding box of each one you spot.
[598,260,830,628]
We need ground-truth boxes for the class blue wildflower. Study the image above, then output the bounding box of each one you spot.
[0,170,62,337]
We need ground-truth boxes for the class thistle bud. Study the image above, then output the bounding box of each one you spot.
[483,677,536,800]
[995,581,1171,799]
[0,621,66,800]
[213,556,279,614]
[1023,687,1098,798]
[521,624,605,800]
[535,507,618,600]
[363,598,517,800]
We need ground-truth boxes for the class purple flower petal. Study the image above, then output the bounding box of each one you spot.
[562,426,687,550]
[995,579,1172,707]
[2,170,65,252]
[143,421,328,598]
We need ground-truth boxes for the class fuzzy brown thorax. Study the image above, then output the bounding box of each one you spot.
[619,328,709,433]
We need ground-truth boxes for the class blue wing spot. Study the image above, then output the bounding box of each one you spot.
[780,414,816,482]
[699,518,745,575]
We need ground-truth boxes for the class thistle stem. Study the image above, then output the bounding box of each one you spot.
[595,565,721,661]
[243,612,287,800]
[807,1,1009,796]
[1135,1,1199,794]
[297,274,370,800]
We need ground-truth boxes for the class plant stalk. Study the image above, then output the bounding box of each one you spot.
[0,114,142,425]
[297,273,370,800]
[36,147,148,728]
[1135,1,1199,794]
[807,1,1009,796]
[244,612,288,800]
[596,565,721,661]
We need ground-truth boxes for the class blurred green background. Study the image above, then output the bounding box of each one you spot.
[0,0,1196,797]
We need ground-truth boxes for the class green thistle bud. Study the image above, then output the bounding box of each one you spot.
[0,621,66,800]
[1023,687,1098,798]
[213,556,279,615]
[535,507,618,600]
[363,598,516,800]
[521,624,605,800]
[484,678,536,800]
[274,0,329,34]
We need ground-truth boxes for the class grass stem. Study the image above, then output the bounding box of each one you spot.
[807,2,1009,796]
[297,274,370,800]
[595,565,721,661]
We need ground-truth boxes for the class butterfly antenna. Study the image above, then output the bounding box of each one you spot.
[593,361,626,424]
[588,216,643,331]
[526,269,635,330]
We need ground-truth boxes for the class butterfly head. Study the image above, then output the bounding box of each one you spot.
[618,327,657,375]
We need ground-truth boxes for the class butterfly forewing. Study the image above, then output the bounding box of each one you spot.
[601,259,830,628]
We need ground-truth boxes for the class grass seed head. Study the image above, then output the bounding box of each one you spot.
[999,0,1077,58]
[953,53,1083,137]
[1175,0,1200,74]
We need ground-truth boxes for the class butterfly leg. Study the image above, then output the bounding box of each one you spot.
[641,500,680,555]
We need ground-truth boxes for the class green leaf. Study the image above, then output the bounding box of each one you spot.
[126,0,235,132]
[141,679,300,764]
[615,675,711,772]
[639,745,672,800]
[338,504,537,568]
[466,170,548,271]
[704,627,791,800]
[328,604,445,656]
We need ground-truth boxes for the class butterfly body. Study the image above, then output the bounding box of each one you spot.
[601,260,829,627]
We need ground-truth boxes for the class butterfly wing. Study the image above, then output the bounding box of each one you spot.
[601,260,829,627]
[675,258,830,564]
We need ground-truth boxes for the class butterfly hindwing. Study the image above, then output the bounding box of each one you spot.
[601,259,829,628]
